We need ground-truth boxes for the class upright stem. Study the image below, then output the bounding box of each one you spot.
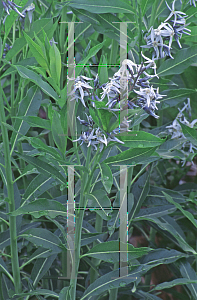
[69,146,92,299]
[69,147,103,299]
[0,86,21,294]
[11,22,16,123]
[138,5,142,64]
[90,213,103,284]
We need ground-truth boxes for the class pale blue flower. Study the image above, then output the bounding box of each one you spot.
[69,75,93,107]
[165,0,187,27]
[73,129,97,149]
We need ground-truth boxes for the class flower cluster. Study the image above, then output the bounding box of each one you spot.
[142,0,191,59]
[73,114,130,152]
[71,53,166,151]
[70,54,162,118]
[68,75,93,107]
[166,99,197,164]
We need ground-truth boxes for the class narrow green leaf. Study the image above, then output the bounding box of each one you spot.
[99,162,113,193]
[163,192,197,230]
[138,216,196,254]
[52,111,67,154]
[49,42,61,86]
[117,131,165,148]
[12,116,51,131]
[15,153,67,184]
[130,170,151,220]
[178,260,197,299]
[98,54,108,85]
[14,65,59,100]
[179,122,197,147]
[103,147,158,165]
[75,40,106,77]
[23,31,49,71]
[152,278,197,291]
[80,241,152,263]
[13,289,59,299]
[9,199,68,219]
[0,257,14,284]
[19,228,64,252]
[157,45,197,76]
[160,88,196,109]
[10,86,42,153]
[29,138,63,162]
[30,254,57,287]
[5,18,54,61]
[68,0,135,14]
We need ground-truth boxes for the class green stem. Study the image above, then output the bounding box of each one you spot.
[0,86,21,294]
[69,147,103,299]
[11,22,16,123]
[59,5,67,90]
[109,262,119,300]
[69,146,92,299]
[17,142,27,190]
[90,213,103,284]
[138,5,142,64]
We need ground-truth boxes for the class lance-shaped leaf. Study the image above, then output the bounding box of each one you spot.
[136,216,196,254]
[152,278,197,291]
[179,122,197,147]
[52,111,67,154]
[15,153,67,184]
[31,254,58,287]
[157,45,197,76]
[13,116,51,131]
[19,228,64,252]
[12,289,59,299]
[159,88,196,109]
[163,192,197,231]
[23,31,49,72]
[116,131,165,148]
[10,86,42,153]
[14,65,59,101]
[103,147,159,165]
[75,40,106,77]
[81,247,185,300]
[98,162,113,193]
[178,260,197,299]
[80,240,152,263]
[134,205,176,221]
[0,257,14,284]
[49,41,61,86]
[68,0,135,14]
[9,199,69,219]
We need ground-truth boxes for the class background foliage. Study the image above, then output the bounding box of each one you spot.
[0,0,197,299]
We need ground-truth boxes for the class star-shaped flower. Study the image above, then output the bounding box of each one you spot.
[164,0,187,27]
